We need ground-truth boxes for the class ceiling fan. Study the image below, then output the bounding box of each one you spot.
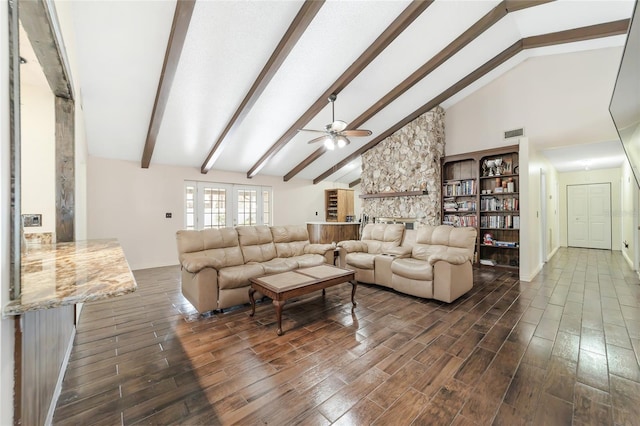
[299,94,372,150]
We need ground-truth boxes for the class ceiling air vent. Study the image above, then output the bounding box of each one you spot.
[504,128,525,139]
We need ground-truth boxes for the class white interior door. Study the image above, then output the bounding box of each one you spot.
[567,183,611,249]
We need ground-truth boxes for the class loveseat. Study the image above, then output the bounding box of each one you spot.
[338,223,477,303]
[176,225,335,313]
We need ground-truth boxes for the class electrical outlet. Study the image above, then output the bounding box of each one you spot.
[165,213,172,218]
[22,214,42,227]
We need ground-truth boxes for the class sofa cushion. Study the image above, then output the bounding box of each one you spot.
[361,223,405,254]
[259,257,299,275]
[181,247,245,273]
[237,225,277,263]
[345,252,377,270]
[412,244,447,262]
[177,228,244,269]
[217,263,265,290]
[294,254,326,268]
[412,225,476,260]
[391,258,434,281]
[271,225,310,258]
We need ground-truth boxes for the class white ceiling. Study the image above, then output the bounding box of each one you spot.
[22,0,636,184]
[542,140,626,172]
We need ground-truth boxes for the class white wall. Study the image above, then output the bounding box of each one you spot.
[20,83,56,235]
[519,139,561,281]
[445,47,622,156]
[558,168,622,250]
[87,157,348,270]
[620,159,638,269]
[1,1,15,423]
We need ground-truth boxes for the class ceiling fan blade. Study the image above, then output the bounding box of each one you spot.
[307,135,329,144]
[340,129,372,137]
[299,128,327,134]
[330,120,347,132]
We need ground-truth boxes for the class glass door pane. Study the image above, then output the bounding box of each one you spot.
[235,187,258,226]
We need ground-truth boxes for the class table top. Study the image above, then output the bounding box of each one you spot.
[3,239,137,316]
[250,265,354,293]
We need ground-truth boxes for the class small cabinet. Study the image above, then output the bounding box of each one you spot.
[325,189,354,222]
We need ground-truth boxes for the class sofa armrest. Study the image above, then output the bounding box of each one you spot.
[337,240,367,253]
[181,256,221,274]
[304,243,336,255]
[383,246,412,258]
[428,252,470,266]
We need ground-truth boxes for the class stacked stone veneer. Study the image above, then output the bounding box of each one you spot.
[361,106,444,224]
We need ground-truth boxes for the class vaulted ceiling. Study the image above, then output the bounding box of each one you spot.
[62,0,634,184]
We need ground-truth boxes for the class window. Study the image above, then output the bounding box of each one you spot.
[184,184,196,230]
[184,181,272,229]
[203,187,227,229]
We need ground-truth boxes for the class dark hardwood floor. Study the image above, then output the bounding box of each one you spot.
[53,247,640,425]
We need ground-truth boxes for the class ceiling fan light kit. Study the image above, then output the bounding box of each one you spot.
[300,94,372,149]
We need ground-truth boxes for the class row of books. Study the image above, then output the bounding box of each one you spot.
[480,197,518,212]
[443,214,478,227]
[443,179,476,196]
[443,198,477,212]
[480,215,520,229]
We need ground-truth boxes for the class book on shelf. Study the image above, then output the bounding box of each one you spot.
[480,214,520,229]
[480,259,497,266]
[442,179,476,197]
[443,214,477,227]
[494,241,518,248]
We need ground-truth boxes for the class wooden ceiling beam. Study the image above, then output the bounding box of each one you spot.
[200,0,325,174]
[284,0,550,181]
[141,0,196,168]
[313,40,522,184]
[523,19,630,49]
[247,0,434,179]
[312,18,629,184]
[20,0,73,99]
[349,178,361,188]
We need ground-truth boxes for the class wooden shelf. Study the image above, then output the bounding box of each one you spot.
[359,190,428,199]
[479,173,518,180]
[481,244,519,249]
[441,145,520,271]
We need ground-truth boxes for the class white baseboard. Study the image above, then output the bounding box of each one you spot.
[546,246,559,262]
[622,250,634,269]
[520,262,543,282]
[45,325,76,426]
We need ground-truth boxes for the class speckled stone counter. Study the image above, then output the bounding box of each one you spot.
[3,239,137,316]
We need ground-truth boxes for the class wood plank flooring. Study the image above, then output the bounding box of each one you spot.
[53,248,640,425]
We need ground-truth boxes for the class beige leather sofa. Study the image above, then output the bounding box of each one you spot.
[176,225,334,313]
[338,223,477,303]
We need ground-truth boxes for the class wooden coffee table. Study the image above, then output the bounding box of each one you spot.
[249,264,356,335]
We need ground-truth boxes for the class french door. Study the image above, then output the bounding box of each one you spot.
[184,182,272,230]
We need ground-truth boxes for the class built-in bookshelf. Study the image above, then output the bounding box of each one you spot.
[441,145,519,270]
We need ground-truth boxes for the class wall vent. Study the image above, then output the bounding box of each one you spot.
[504,127,525,139]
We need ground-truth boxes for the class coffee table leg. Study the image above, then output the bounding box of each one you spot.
[249,287,256,317]
[273,300,286,336]
[350,280,357,308]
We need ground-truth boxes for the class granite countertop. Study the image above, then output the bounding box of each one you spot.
[3,239,137,316]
